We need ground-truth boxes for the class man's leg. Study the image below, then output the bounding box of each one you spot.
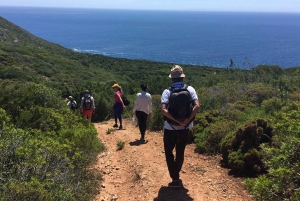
[163,129,178,180]
[136,111,148,139]
[174,129,189,178]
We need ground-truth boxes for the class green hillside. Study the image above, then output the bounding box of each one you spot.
[1,15,300,200]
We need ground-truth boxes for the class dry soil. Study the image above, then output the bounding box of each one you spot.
[93,119,253,201]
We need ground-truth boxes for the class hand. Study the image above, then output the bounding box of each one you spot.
[183,118,190,126]
[148,113,152,118]
[178,118,189,127]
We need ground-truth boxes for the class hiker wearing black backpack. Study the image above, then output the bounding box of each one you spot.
[81,90,95,122]
[112,83,126,130]
[67,96,77,111]
[161,65,200,188]
[132,82,152,142]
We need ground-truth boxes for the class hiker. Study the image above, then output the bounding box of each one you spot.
[161,65,200,188]
[67,96,77,111]
[132,82,152,142]
[81,90,95,122]
[112,83,125,130]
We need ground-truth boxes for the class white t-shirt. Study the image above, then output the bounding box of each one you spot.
[133,91,152,114]
[161,84,198,130]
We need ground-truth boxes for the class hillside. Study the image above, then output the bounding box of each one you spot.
[2,15,300,201]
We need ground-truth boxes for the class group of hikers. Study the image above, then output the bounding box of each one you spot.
[67,65,200,188]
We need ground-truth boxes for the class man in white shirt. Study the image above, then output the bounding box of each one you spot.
[132,82,152,142]
[161,65,200,188]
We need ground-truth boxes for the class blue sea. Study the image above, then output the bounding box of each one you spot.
[1,6,300,68]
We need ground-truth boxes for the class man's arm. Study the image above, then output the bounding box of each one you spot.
[183,99,200,126]
[161,103,185,126]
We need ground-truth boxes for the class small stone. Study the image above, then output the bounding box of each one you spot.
[101,184,106,188]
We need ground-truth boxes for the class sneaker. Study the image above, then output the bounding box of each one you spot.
[119,125,123,130]
[168,180,181,188]
[113,124,118,128]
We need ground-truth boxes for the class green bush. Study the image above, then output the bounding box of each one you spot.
[220,118,273,175]
[148,94,164,131]
[261,98,283,114]
[245,84,277,105]
[1,179,53,201]
[195,120,235,154]
[245,137,300,201]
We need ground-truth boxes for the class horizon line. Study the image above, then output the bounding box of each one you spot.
[1,5,300,14]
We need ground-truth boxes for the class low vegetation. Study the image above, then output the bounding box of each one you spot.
[1,15,300,200]
[116,141,126,150]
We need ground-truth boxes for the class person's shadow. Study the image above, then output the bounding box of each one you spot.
[153,186,193,201]
[129,139,148,146]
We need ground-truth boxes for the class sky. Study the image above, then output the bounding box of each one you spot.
[1,0,300,13]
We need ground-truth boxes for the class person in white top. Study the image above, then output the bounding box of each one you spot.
[132,82,152,141]
[161,65,200,188]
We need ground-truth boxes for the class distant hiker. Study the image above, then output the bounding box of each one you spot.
[132,82,152,142]
[81,90,95,122]
[67,96,77,111]
[161,65,200,188]
[112,83,126,130]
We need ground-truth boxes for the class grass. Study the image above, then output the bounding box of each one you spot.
[116,141,125,150]
[106,128,115,134]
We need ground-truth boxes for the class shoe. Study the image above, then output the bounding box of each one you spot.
[168,180,182,188]
[119,125,122,130]
[113,124,118,128]
[140,137,145,141]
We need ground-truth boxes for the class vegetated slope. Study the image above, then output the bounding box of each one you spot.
[0,16,230,93]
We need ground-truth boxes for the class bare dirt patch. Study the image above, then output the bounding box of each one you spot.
[93,119,253,201]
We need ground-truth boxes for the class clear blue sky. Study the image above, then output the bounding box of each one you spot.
[1,0,300,13]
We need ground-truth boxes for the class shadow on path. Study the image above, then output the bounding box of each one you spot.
[153,186,193,201]
[129,139,148,146]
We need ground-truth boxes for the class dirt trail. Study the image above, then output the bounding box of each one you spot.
[93,119,253,201]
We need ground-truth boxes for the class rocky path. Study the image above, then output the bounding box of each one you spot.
[93,119,253,201]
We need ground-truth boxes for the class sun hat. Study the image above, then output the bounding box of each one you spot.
[169,65,185,78]
[112,83,121,88]
[85,90,90,93]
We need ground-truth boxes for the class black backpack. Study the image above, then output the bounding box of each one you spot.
[167,84,193,126]
[70,101,77,110]
[122,95,130,106]
[83,96,92,110]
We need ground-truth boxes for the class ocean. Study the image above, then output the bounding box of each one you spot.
[0,6,300,68]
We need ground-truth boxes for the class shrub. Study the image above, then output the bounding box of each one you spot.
[245,84,276,105]
[261,98,283,114]
[220,118,273,175]
[148,94,164,131]
[1,179,53,201]
[195,120,235,154]
[117,141,125,150]
[245,137,300,201]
